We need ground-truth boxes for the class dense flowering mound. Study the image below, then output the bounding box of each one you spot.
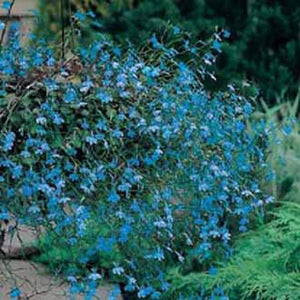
[0,27,272,298]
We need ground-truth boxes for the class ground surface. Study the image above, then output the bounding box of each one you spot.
[0,224,122,299]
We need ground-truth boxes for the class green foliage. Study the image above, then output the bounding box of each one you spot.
[35,215,123,278]
[255,92,300,201]
[165,96,300,299]
[37,0,299,103]
[1,23,275,297]
[167,202,300,300]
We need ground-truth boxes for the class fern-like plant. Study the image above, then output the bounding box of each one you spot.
[167,202,300,299]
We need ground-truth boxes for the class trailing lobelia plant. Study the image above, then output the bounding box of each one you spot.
[0,14,276,299]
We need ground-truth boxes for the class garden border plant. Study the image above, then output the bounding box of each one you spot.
[0,6,285,299]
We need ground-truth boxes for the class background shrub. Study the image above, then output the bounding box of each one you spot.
[38,0,300,104]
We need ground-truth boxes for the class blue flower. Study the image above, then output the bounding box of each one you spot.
[10,287,21,299]
[2,1,11,10]
[96,120,108,131]
[3,131,15,152]
[96,89,113,103]
[119,223,132,243]
[243,102,252,116]
[74,11,86,22]
[28,205,40,214]
[151,291,161,299]
[138,286,154,298]
[108,190,120,203]
[97,237,115,252]
[81,119,90,130]
[112,266,124,275]
[235,121,245,132]
[208,266,218,275]
[68,237,78,245]
[223,30,231,38]
[88,272,102,281]
[111,129,123,139]
[80,79,94,93]
[173,26,180,34]
[69,283,81,295]
[22,185,33,197]
[52,112,64,125]
[150,34,161,49]
[64,88,77,103]
[86,11,96,18]
[86,135,98,145]
[239,225,247,232]
[44,79,58,90]
[0,211,9,220]
[11,165,22,179]
[161,282,170,291]
[146,247,165,261]
[212,40,222,52]
[109,286,121,300]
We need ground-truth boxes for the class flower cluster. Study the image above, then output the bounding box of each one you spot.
[0,23,272,298]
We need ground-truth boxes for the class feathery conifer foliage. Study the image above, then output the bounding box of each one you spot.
[167,202,300,300]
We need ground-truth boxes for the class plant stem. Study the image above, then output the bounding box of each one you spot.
[60,0,65,60]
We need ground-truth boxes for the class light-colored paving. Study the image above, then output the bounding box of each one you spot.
[0,260,121,299]
[1,224,39,258]
[0,0,37,16]
[0,223,122,299]
[1,259,70,299]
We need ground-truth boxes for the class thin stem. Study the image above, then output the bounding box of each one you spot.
[67,0,75,48]
[60,0,65,60]
[0,0,16,46]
